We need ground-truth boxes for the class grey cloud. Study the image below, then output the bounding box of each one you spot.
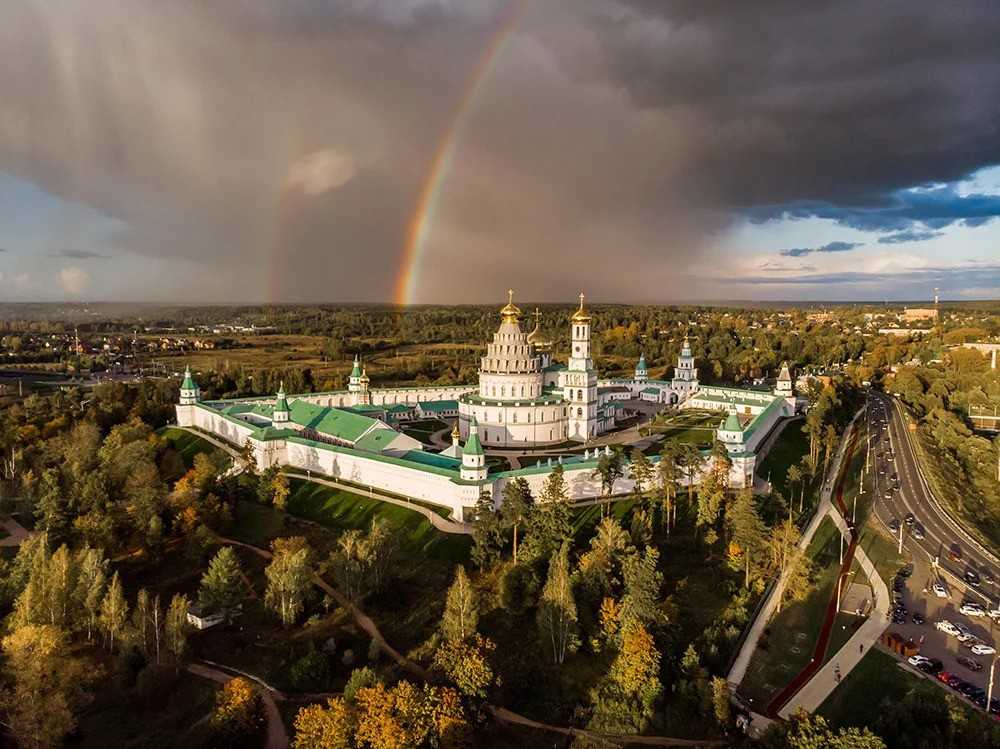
[779,241,862,258]
[50,250,108,260]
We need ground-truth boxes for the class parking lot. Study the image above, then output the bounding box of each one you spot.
[884,553,999,711]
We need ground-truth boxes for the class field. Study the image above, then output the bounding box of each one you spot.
[285,478,471,563]
[156,426,222,468]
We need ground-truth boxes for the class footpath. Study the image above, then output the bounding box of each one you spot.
[728,407,893,731]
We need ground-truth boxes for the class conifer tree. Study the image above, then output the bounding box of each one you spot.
[620,546,663,630]
[198,546,244,617]
[500,477,533,564]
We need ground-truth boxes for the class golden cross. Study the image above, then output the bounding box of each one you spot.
[579,292,585,309]
[507,289,514,305]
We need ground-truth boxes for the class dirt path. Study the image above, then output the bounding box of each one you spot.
[0,514,29,547]
[187,662,289,749]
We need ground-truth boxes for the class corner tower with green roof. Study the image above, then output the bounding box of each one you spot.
[179,366,200,405]
[273,382,290,424]
[634,352,648,383]
[461,416,488,482]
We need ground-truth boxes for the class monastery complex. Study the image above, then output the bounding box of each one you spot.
[176,293,801,520]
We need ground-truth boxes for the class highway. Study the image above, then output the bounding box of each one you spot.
[869,390,1000,607]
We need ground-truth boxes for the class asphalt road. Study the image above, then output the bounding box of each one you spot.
[867,390,1000,708]
[869,390,1000,608]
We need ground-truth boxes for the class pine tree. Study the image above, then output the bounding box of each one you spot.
[471,491,504,570]
[441,565,478,642]
[537,542,578,664]
[99,572,128,652]
[198,546,244,617]
[620,546,663,630]
[629,449,654,502]
[500,478,533,564]
[727,487,768,589]
[525,466,572,560]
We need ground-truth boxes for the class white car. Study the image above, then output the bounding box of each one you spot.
[960,602,986,617]
[932,583,948,598]
[907,654,931,666]
[936,620,960,636]
[957,631,979,643]
[989,609,1000,622]
[971,643,996,656]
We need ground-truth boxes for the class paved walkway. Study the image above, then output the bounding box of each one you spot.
[187,662,288,749]
[0,514,29,547]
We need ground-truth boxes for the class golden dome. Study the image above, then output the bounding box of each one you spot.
[571,292,591,322]
[500,289,521,322]
[451,420,461,440]
[359,367,370,384]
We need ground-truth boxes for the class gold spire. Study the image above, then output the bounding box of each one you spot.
[500,289,521,323]
[359,366,370,384]
[527,307,542,343]
[571,292,591,322]
[451,420,461,441]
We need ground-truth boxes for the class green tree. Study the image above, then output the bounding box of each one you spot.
[524,465,572,561]
[773,710,886,749]
[441,565,478,642]
[786,464,804,513]
[432,633,496,698]
[537,542,578,664]
[593,451,624,501]
[620,546,663,629]
[629,449,654,504]
[471,491,504,570]
[711,676,731,728]
[500,477,533,564]
[586,621,662,735]
[198,546,244,617]
[727,487,768,588]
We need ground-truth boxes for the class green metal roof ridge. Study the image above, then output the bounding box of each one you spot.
[284,435,459,478]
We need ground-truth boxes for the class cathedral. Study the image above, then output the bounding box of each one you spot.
[457,291,599,446]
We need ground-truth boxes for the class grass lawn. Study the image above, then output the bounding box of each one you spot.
[400,418,450,445]
[571,498,638,540]
[738,516,843,709]
[756,419,810,501]
[157,426,222,468]
[286,478,470,563]
[817,647,984,731]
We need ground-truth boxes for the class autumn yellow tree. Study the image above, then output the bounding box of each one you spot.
[210,677,265,747]
[432,633,496,698]
[0,625,93,749]
[292,697,355,749]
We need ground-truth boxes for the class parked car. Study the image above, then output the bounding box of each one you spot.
[913,524,925,540]
[936,620,959,636]
[908,654,931,667]
[950,547,963,562]
[936,670,954,684]
[933,582,948,598]
[898,564,914,578]
[905,512,915,526]
[965,569,981,587]
[912,612,925,625]
[971,643,996,656]
[889,518,901,533]
[960,601,987,617]
[957,655,984,672]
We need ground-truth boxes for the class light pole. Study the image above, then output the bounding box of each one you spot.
[898,521,904,555]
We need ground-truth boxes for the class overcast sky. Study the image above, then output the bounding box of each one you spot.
[1,0,999,304]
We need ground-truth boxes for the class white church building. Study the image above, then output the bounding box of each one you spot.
[175,294,799,519]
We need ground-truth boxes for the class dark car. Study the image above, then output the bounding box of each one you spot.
[965,569,982,587]
[957,655,984,672]
[899,564,914,578]
[958,682,979,697]
[947,675,965,689]
[889,518,901,533]
[985,570,996,586]
[905,512,915,526]
[950,546,963,562]
[973,692,989,709]
[912,612,925,625]
[917,659,942,674]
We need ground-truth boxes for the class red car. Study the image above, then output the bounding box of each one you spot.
[936,671,953,684]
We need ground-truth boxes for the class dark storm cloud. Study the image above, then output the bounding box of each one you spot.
[778,241,861,258]
[748,184,1000,232]
[589,1,1000,214]
[2,0,999,302]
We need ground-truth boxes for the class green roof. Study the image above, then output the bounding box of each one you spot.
[354,428,400,452]
[543,363,567,372]
[401,450,462,470]
[463,420,484,457]
[385,403,414,413]
[724,410,743,432]
[350,356,362,378]
[417,399,459,414]
[274,387,289,413]
[181,368,197,390]
[288,400,380,443]
[636,354,647,371]
[641,387,660,395]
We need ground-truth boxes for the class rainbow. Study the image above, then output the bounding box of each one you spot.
[393,0,528,306]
